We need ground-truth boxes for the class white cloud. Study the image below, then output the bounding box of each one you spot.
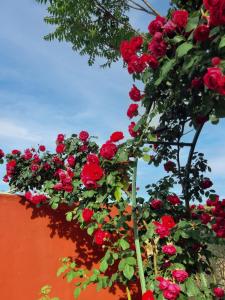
[0,118,41,142]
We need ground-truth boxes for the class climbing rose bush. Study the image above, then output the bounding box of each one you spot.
[1,0,225,299]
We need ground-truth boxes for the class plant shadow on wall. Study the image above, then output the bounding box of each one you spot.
[18,197,141,300]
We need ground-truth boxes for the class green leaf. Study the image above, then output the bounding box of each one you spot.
[67,270,76,282]
[119,239,130,250]
[66,212,73,222]
[142,154,151,163]
[100,260,108,273]
[176,42,193,58]
[185,277,200,297]
[185,16,199,32]
[57,265,68,277]
[155,59,176,86]
[123,264,134,280]
[73,287,81,299]
[219,36,225,48]
[114,186,122,202]
[125,257,136,266]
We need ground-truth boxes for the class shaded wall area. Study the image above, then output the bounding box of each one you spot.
[0,194,140,300]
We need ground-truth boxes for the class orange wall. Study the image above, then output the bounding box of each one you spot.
[0,194,141,300]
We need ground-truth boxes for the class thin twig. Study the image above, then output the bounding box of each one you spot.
[128,0,153,15]
[140,0,161,16]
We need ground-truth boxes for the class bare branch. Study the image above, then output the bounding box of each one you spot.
[140,0,161,16]
[128,0,154,15]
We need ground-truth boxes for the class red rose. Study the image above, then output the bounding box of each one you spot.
[148,38,168,58]
[67,155,76,167]
[25,191,32,201]
[81,163,104,189]
[214,287,225,298]
[82,208,94,222]
[161,215,176,229]
[140,53,159,69]
[163,20,176,35]
[6,160,17,176]
[33,154,40,163]
[43,163,51,171]
[0,149,4,159]
[164,161,176,172]
[128,121,139,137]
[3,175,9,183]
[39,145,46,152]
[200,178,213,189]
[200,212,211,224]
[203,0,220,10]
[127,55,146,74]
[194,25,210,42]
[56,133,64,143]
[130,36,143,51]
[87,154,99,164]
[203,67,223,91]
[79,144,88,152]
[172,270,189,283]
[79,131,89,142]
[56,143,66,154]
[167,195,181,205]
[154,222,171,238]
[163,283,181,300]
[63,184,73,193]
[31,194,47,205]
[100,142,117,160]
[212,57,221,66]
[142,290,155,300]
[150,199,163,209]
[53,182,64,191]
[156,277,170,290]
[162,245,177,256]
[218,0,225,25]
[31,164,39,172]
[198,204,205,210]
[24,149,33,160]
[148,15,166,35]
[110,131,124,142]
[94,229,108,245]
[52,155,63,165]
[191,77,203,89]
[11,149,21,155]
[120,40,135,63]
[172,10,189,29]
[129,85,142,101]
[127,104,139,119]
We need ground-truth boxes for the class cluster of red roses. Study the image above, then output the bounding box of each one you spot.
[0,149,4,160]
[207,196,225,238]
[153,215,176,238]
[53,168,75,193]
[203,65,225,96]
[150,195,181,210]
[203,0,225,27]
[25,191,47,205]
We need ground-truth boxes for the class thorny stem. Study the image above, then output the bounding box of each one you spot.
[131,159,146,294]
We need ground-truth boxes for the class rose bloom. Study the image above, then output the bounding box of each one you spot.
[82,208,94,222]
[67,155,76,167]
[156,277,170,290]
[194,25,210,42]
[56,133,64,143]
[79,130,89,142]
[150,199,163,209]
[127,104,139,119]
[163,20,176,35]
[140,53,159,70]
[203,0,220,10]
[128,121,139,137]
[148,15,166,35]
[94,229,108,245]
[154,222,171,238]
[100,142,117,160]
[164,161,176,172]
[200,178,213,189]
[172,270,189,283]
[87,154,99,164]
[31,164,39,172]
[161,215,176,229]
[3,175,9,183]
[120,40,135,63]
[130,35,143,51]
[162,245,177,256]
[53,182,64,191]
[39,145,46,152]
[81,162,104,189]
[167,195,181,205]
[191,77,203,89]
[56,143,66,154]
[11,149,21,155]
[129,84,142,101]
[110,131,124,142]
[203,67,223,91]
[200,212,211,224]
[24,149,33,160]
[148,38,168,58]
[142,290,155,300]
[0,149,4,159]
[127,54,146,74]
[214,287,225,298]
[172,10,189,29]
[163,283,181,300]
[212,57,221,66]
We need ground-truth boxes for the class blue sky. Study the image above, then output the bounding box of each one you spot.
[0,0,224,200]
